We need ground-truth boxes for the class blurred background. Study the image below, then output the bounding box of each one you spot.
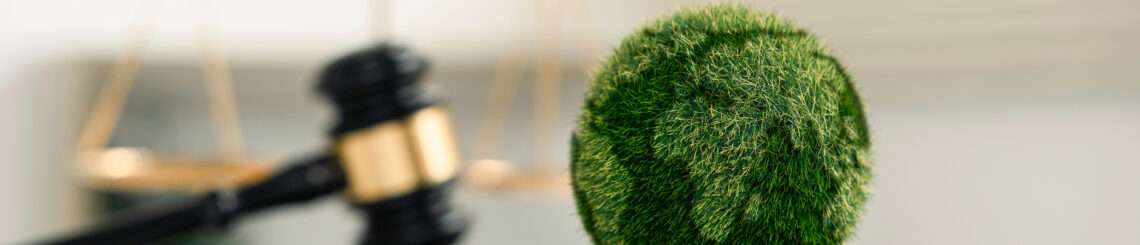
[1,0,1138,244]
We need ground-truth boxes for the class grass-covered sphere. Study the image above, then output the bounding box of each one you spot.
[571,5,872,244]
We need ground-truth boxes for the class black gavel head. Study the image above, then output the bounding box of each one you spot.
[316,43,466,245]
[317,43,435,137]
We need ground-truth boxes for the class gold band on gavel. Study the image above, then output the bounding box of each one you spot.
[335,107,461,203]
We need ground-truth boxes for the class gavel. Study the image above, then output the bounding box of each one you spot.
[43,43,468,245]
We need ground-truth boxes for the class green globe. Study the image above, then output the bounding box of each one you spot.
[571,5,872,244]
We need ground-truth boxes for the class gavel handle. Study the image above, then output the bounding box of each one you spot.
[40,154,346,245]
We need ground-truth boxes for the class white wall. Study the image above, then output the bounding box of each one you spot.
[0,45,95,242]
[1,0,1139,244]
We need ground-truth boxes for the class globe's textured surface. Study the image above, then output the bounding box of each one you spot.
[571,5,872,244]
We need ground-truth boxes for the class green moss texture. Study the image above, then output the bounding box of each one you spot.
[571,5,872,244]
